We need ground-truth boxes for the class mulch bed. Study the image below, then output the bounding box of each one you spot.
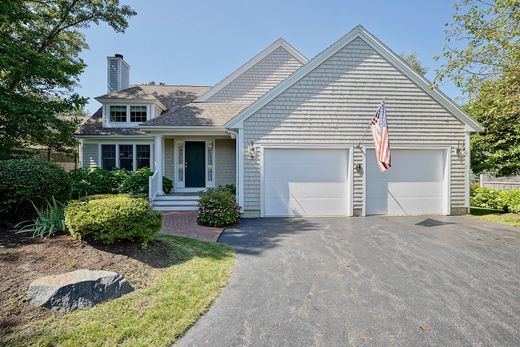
[0,228,180,337]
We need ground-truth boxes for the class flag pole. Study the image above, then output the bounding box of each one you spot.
[355,97,386,149]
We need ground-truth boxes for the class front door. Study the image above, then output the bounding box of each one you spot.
[185,141,206,188]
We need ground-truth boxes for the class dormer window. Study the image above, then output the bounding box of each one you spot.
[130,105,147,122]
[109,105,127,122]
[105,104,149,126]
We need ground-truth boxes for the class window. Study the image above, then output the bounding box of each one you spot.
[130,106,147,122]
[178,144,184,182]
[207,142,213,182]
[109,105,127,122]
[119,145,133,171]
[136,145,150,169]
[101,145,116,170]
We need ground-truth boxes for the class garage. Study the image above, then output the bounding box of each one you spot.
[263,148,351,217]
[366,149,448,216]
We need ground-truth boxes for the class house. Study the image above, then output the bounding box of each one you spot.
[77,25,483,217]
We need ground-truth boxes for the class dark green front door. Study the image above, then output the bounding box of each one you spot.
[185,141,206,188]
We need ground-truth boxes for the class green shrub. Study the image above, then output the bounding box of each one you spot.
[217,184,236,195]
[69,167,116,198]
[65,194,161,247]
[198,187,240,227]
[117,168,153,195]
[0,159,70,221]
[162,176,173,194]
[501,189,520,213]
[70,167,171,198]
[16,198,66,238]
[470,186,520,213]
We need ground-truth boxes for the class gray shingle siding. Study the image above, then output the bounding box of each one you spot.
[164,138,175,181]
[215,139,236,187]
[242,37,467,214]
[82,143,99,168]
[207,47,304,103]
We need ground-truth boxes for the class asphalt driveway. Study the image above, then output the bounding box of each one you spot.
[177,216,520,346]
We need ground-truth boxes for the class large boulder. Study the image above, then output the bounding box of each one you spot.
[28,269,133,312]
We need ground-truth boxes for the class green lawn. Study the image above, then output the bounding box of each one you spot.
[4,235,234,347]
[470,207,520,228]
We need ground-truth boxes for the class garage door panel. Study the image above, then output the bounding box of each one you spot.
[366,149,445,216]
[264,148,350,217]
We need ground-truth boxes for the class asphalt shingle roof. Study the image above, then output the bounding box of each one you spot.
[141,102,250,127]
[78,84,210,136]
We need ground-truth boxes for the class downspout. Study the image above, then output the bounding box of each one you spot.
[226,129,240,209]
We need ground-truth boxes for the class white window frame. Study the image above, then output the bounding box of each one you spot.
[104,103,152,128]
[99,143,152,171]
[174,139,216,191]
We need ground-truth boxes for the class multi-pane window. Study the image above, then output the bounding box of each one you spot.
[130,106,147,122]
[178,145,184,182]
[136,145,150,169]
[101,145,116,170]
[207,142,213,182]
[119,145,133,171]
[109,105,127,122]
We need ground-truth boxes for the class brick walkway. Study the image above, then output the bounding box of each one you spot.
[160,211,223,242]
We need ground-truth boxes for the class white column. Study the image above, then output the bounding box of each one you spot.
[237,128,244,212]
[154,134,164,195]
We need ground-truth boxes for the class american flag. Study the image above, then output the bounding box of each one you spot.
[370,103,391,172]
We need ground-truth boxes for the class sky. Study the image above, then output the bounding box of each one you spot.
[78,0,463,114]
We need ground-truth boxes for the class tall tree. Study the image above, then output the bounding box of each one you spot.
[435,0,520,176]
[0,0,136,159]
[400,52,428,75]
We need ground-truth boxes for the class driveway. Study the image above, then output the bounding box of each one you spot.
[177,216,520,346]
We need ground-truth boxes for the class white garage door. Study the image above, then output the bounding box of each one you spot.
[264,148,350,217]
[366,149,446,216]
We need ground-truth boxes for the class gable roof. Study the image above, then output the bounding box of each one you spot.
[195,38,308,102]
[77,85,209,136]
[225,25,484,132]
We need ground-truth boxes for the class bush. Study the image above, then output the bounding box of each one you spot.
[163,176,173,194]
[70,167,171,198]
[470,186,520,213]
[217,184,236,195]
[0,159,70,221]
[69,167,116,198]
[16,198,66,238]
[65,194,161,247]
[501,189,520,213]
[198,187,240,227]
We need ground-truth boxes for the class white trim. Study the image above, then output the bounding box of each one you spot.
[237,130,244,212]
[259,144,354,217]
[104,103,150,128]
[225,25,483,132]
[78,140,84,168]
[96,97,166,111]
[362,145,451,216]
[465,128,471,209]
[195,38,308,102]
[174,141,185,188]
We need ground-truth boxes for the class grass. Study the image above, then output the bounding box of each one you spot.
[470,207,520,228]
[3,235,234,347]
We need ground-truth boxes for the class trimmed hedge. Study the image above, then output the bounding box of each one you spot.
[0,159,70,221]
[198,187,240,227]
[65,194,162,247]
[470,186,520,213]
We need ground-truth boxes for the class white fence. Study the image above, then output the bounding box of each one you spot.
[480,174,520,190]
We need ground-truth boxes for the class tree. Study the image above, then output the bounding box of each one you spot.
[0,0,136,159]
[400,52,428,75]
[435,0,520,176]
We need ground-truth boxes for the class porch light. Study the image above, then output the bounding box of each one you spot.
[246,141,260,160]
[456,141,465,159]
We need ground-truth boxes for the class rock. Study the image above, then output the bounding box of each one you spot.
[28,269,133,312]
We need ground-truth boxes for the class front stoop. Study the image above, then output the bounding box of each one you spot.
[160,211,223,242]
[151,194,199,212]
